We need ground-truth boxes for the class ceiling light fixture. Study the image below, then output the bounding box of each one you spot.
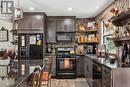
[96,6,99,9]
[30,7,34,11]
[68,7,73,11]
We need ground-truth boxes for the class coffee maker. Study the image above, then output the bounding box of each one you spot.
[86,44,96,54]
[47,44,53,53]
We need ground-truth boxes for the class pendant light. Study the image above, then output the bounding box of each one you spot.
[14,0,23,20]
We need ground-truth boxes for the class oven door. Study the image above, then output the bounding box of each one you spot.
[56,58,76,76]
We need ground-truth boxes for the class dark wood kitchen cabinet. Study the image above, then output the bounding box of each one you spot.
[102,66,111,87]
[76,55,84,76]
[56,17,75,32]
[18,12,47,32]
[51,56,56,77]
[84,55,113,87]
[47,19,56,43]
[46,16,75,43]
[84,57,93,78]
[17,12,47,52]
[84,56,93,87]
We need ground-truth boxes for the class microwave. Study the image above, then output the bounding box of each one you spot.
[56,33,74,41]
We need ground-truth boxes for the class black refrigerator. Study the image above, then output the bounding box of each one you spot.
[18,33,43,59]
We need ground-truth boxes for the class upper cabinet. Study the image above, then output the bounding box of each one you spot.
[47,19,56,43]
[18,12,47,33]
[56,17,75,32]
[46,16,76,43]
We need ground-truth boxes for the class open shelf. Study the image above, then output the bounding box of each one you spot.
[76,42,99,44]
[57,40,74,42]
[56,31,75,33]
[76,29,99,33]
[10,30,18,33]
[113,36,130,41]
[109,10,130,26]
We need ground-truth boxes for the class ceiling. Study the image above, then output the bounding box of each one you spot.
[16,0,115,18]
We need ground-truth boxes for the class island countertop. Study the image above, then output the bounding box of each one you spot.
[84,54,120,69]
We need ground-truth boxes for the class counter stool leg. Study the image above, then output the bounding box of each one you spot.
[50,79,51,87]
[47,80,49,87]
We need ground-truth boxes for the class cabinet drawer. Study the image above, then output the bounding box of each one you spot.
[102,66,111,78]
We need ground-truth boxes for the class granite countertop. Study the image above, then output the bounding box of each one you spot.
[85,54,120,69]
[44,53,56,56]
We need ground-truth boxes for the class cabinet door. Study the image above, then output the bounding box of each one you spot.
[30,14,44,29]
[56,19,75,32]
[84,57,93,87]
[64,19,75,31]
[18,13,44,30]
[76,56,84,76]
[102,66,111,87]
[86,58,93,78]
[51,56,56,77]
[18,17,30,29]
[56,19,64,31]
[47,19,56,43]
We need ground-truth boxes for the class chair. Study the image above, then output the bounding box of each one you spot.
[27,65,41,87]
[39,58,52,87]
[2,48,16,59]
[27,72,40,87]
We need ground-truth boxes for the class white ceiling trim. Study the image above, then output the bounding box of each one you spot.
[17,0,115,18]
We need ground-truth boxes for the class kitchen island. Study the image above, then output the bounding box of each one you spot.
[84,54,130,87]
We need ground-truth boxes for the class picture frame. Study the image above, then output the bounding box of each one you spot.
[0,29,8,42]
[0,65,8,77]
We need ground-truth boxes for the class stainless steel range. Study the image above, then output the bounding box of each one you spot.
[56,47,76,78]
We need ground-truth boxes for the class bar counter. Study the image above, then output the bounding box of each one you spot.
[85,54,119,69]
[84,54,130,87]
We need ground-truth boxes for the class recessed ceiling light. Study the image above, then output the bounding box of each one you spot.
[68,8,72,11]
[29,7,34,11]
[96,6,99,9]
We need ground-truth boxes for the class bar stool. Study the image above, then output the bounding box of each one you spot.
[27,72,40,87]
[27,66,41,87]
[39,58,52,87]
[39,71,51,87]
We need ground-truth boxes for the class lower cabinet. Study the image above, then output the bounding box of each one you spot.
[102,66,111,87]
[84,56,111,87]
[76,55,84,76]
[84,57,93,78]
[84,56,93,87]
[93,79,102,87]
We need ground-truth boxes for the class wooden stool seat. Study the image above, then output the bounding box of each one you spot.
[39,58,53,87]
[27,72,40,87]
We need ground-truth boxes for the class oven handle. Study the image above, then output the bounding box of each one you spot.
[57,58,76,60]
